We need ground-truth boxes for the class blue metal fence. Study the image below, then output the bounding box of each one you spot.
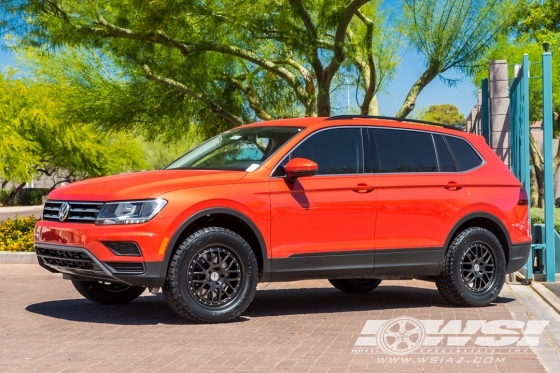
[508,52,556,281]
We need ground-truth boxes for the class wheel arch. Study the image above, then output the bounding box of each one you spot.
[438,212,512,275]
[158,208,270,285]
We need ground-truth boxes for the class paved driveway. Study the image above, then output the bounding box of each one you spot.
[0,265,548,373]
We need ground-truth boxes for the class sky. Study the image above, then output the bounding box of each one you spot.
[0,41,478,118]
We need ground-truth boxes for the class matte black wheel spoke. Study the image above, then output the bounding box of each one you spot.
[187,246,243,306]
[460,243,496,293]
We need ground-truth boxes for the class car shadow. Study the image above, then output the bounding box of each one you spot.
[25,285,515,325]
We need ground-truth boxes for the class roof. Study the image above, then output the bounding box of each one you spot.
[241,115,470,137]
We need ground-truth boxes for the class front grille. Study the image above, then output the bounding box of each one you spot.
[36,247,101,272]
[105,262,145,274]
[43,201,103,223]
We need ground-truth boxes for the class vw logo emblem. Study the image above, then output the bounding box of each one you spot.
[58,202,70,222]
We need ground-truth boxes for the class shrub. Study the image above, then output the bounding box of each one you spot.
[530,208,560,232]
[0,215,39,252]
[0,190,9,206]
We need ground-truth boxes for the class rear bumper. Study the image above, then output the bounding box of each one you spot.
[506,242,531,273]
[36,243,164,288]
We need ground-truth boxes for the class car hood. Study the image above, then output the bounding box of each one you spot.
[47,170,247,201]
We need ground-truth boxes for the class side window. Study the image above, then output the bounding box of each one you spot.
[433,134,457,172]
[373,129,438,173]
[275,128,363,175]
[444,136,483,171]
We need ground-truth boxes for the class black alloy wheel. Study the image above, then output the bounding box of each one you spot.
[163,227,258,323]
[436,227,505,307]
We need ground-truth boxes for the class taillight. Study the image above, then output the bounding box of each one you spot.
[518,187,529,205]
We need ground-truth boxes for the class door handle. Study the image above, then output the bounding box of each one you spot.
[352,183,375,193]
[444,181,463,191]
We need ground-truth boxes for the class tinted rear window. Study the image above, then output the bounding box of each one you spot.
[373,129,438,173]
[445,136,483,171]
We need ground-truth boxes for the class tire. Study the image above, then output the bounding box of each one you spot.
[436,227,506,307]
[328,278,382,293]
[162,227,258,323]
[71,280,145,304]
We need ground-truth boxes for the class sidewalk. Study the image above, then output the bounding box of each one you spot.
[0,205,42,221]
[506,282,560,373]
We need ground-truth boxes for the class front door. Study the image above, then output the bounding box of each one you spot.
[269,127,378,280]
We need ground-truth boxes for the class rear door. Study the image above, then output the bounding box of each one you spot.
[370,128,470,275]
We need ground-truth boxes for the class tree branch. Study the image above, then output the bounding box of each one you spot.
[355,10,377,115]
[92,16,311,109]
[288,0,324,77]
[226,76,274,121]
[395,63,439,118]
[142,65,244,126]
[323,0,370,78]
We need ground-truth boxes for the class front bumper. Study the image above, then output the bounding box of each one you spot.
[36,243,165,287]
[34,219,172,287]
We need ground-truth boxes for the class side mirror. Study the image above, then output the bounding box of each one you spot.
[284,158,318,184]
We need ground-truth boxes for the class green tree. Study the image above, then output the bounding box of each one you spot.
[0,73,148,202]
[0,0,516,137]
[395,0,518,118]
[417,104,466,127]
[0,0,402,130]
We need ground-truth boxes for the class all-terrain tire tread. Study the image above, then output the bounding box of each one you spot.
[162,227,258,323]
[435,227,502,307]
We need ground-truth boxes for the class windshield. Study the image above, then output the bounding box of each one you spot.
[165,126,304,171]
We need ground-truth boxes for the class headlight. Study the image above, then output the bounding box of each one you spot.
[95,199,167,225]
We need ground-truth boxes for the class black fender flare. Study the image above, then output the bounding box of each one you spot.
[437,212,512,275]
[158,207,270,285]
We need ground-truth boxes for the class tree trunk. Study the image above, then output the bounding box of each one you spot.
[7,183,26,206]
[529,134,544,207]
[317,77,332,117]
[395,64,439,118]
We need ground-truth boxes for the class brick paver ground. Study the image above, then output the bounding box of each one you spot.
[0,264,546,373]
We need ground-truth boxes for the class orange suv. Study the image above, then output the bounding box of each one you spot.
[35,116,531,323]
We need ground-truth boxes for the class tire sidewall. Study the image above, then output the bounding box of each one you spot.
[452,230,506,306]
[173,230,257,321]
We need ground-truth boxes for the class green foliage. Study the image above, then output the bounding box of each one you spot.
[0,0,402,130]
[530,208,560,233]
[417,104,466,126]
[0,215,38,252]
[140,133,201,170]
[0,72,148,189]
[515,0,560,36]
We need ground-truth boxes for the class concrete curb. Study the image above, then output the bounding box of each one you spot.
[0,252,38,264]
[531,282,560,315]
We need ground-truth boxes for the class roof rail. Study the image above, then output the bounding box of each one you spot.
[325,115,464,131]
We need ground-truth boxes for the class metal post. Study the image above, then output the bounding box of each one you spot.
[521,55,534,280]
[481,79,490,144]
[542,51,555,282]
[522,55,531,195]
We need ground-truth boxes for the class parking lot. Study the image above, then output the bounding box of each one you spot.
[1,264,555,372]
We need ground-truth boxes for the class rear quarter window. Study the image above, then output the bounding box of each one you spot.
[444,136,483,171]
